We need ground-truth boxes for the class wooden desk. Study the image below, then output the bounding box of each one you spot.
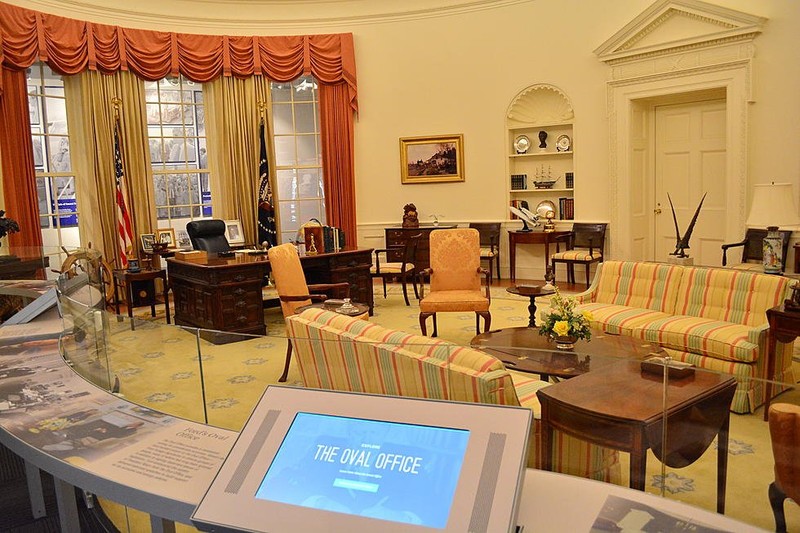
[509,230,570,282]
[168,248,374,337]
[765,304,800,420]
[112,268,170,324]
[0,254,49,280]
[537,360,736,513]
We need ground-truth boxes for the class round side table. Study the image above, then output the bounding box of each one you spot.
[506,285,556,327]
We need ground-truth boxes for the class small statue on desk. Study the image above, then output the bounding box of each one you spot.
[307,234,319,255]
[402,203,419,228]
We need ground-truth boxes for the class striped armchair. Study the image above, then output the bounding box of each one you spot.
[574,260,795,413]
[286,308,620,483]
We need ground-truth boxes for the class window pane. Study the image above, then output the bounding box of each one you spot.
[297,170,323,199]
[273,136,297,166]
[276,169,297,201]
[146,103,161,124]
[271,82,292,103]
[272,104,293,135]
[296,136,319,166]
[49,137,70,172]
[292,77,316,102]
[296,199,325,224]
[294,103,315,133]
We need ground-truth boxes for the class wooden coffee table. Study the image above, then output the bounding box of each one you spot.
[471,327,662,381]
[537,360,736,513]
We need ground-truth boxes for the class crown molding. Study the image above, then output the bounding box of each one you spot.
[5,0,533,31]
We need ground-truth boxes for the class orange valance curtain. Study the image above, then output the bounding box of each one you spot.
[0,67,42,249]
[0,1,359,241]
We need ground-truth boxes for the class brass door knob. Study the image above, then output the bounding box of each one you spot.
[654,208,662,214]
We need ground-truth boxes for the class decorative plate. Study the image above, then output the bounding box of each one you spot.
[556,134,571,152]
[536,200,557,218]
[513,135,531,154]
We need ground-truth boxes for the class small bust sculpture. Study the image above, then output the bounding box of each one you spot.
[538,130,548,149]
[402,203,419,228]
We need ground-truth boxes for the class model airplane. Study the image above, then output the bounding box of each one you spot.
[509,206,539,232]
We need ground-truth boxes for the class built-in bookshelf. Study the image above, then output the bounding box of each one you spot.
[506,85,575,220]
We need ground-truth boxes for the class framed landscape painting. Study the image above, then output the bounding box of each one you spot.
[400,134,464,184]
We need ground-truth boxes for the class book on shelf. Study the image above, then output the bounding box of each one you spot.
[558,197,574,220]
[565,172,574,189]
[509,199,530,219]
[511,174,527,190]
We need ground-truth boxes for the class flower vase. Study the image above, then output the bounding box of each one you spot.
[554,335,578,350]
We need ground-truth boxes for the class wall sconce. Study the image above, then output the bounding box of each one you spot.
[745,182,800,274]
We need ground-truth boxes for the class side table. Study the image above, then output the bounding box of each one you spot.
[113,269,170,324]
[506,285,555,327]
[765,304,800,420]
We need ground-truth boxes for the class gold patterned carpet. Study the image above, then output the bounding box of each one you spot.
[71,282,800,532]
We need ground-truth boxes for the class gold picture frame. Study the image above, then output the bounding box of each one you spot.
[140,233,156,253]
[400,134,464,184]
[156,228,176,247]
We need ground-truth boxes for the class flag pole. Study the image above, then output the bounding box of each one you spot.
[256,100,278,248]
[111,97,135,269]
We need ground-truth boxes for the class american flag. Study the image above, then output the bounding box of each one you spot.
[257,122,277,247]
[114,121,134,267]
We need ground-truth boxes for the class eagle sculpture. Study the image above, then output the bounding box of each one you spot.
[668,192,707,258]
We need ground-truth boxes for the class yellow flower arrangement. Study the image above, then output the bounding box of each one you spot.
[538,289,593,342]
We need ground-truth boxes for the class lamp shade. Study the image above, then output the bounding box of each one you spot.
[746,183,800,228]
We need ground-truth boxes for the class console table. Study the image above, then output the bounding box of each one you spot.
[168,248,374,337]
[112,269,170,324]
[509,230,570,282]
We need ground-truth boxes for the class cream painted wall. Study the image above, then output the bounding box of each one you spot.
[4,0,800,259]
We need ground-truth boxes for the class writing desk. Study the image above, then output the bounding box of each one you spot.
[168,248,373,337]
[508,230,570,282]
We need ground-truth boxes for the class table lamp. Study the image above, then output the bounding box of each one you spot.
[745,183,800,274]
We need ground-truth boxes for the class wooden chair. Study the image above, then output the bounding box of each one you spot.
[721,228,792,272]
[768,403,800,532]
[267,243,352,382]
[418,228,491,337]
[550,223,607,289]
[371,232,421,306]
[469,222,501,283]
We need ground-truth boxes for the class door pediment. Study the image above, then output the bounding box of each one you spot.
[594,0,765,64]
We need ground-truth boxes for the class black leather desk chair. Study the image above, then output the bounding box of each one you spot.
[186,220,231,253]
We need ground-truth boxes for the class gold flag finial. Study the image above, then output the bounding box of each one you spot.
[111,97,122,120]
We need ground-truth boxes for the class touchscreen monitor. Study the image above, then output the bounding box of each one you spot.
[192,386,530,533]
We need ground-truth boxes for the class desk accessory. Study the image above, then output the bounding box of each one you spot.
[126,258,140,272]
[640,356,695,379]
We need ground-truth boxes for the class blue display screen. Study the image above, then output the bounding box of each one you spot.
[255,413,470,528]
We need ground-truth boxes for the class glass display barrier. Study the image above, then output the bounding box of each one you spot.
[1,277,797,532]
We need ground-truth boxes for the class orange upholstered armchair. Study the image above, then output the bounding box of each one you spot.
[769,403,800,532]
[418,228,491,337]
[268,243,351,382]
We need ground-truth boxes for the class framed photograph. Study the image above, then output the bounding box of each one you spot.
[140,233,156,253]
[156,228,176,247]
[224,219,245,245]
[400,134,464,184]
[176,229,191,248]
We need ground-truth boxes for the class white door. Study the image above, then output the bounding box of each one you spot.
[653,99,727,265]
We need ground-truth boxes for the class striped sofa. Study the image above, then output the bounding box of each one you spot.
[574,260,795,413]
[285,308,620,483]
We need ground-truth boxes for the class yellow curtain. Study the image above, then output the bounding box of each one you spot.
[204,76,272,244]
[64,71,156,266]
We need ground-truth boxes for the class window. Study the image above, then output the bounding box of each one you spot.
[28,63,80,251]
[270,76,325,243]
[145,77,210,234]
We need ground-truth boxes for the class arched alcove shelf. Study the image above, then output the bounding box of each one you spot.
[506,84,574,128]
[505,84,575,221]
